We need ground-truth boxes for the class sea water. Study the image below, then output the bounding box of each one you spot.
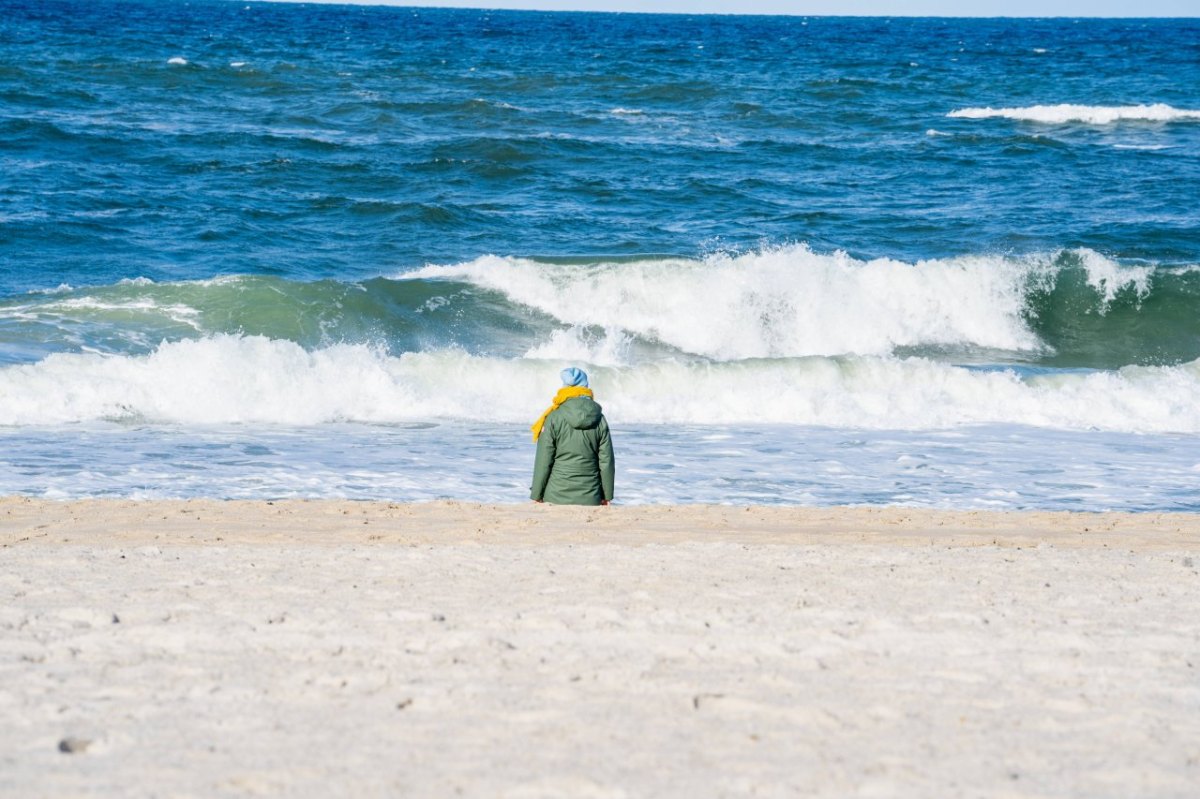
[2,2,1199,509]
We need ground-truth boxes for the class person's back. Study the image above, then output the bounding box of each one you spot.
[530,368,615,506]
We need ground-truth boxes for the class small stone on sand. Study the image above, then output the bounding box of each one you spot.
[58,737,91,754]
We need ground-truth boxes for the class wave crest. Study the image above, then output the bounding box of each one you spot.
[407,246,1156,361]
[948,103,1200,124]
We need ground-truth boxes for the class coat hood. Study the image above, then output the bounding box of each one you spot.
[558,396,604,430]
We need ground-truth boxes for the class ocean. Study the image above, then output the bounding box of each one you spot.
[2,0,1199,508]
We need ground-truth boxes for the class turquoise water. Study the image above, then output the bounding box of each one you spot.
[2,1,1199,507]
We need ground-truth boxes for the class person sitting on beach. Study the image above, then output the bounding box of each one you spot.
[530,367,615,506]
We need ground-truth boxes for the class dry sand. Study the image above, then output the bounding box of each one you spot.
[2,498,1199,797]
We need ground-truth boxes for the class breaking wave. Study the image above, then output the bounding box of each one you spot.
[406,246,1194,368]
[2,245,1195,370]
[2,335,1199,432]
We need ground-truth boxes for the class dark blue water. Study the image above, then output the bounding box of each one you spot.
[3,2,1198,290]
[1,1,1199,506]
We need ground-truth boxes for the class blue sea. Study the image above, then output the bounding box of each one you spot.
[2,1,1199,508]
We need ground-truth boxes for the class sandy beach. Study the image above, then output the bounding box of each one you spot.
[2,499,1198,797]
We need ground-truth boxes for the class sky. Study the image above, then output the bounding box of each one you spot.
[269,0,1197,16]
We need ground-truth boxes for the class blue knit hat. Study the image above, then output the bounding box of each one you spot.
[560,367,589,388]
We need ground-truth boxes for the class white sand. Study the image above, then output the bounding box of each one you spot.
[2,499,1199,797]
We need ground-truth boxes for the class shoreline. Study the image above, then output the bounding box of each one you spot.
[4,497,1200,550]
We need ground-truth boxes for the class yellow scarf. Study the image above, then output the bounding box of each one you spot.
[531,386,593,442]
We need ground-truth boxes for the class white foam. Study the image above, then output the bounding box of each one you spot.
[56,297,199,315]
[30,283,74,295]
[407,246,1124,360]
[2,335,1199,433]
[1111,143,1172,151]
[0,337,398,426]
[167,57,188,66]
[522,327,633,366]
[0,295,204,331]
[948,103,1200,125]
[471,98,523,111]
[1077,248,1152,307]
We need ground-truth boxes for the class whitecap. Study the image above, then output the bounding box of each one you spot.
[30,283,74,295]
[948,103,1200,125]
[1111,143,1172,151]
[1076,248,1153,307]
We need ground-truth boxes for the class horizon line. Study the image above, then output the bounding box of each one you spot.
[246,0,1198,19]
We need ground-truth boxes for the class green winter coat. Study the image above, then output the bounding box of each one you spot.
[530,396,615,505]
